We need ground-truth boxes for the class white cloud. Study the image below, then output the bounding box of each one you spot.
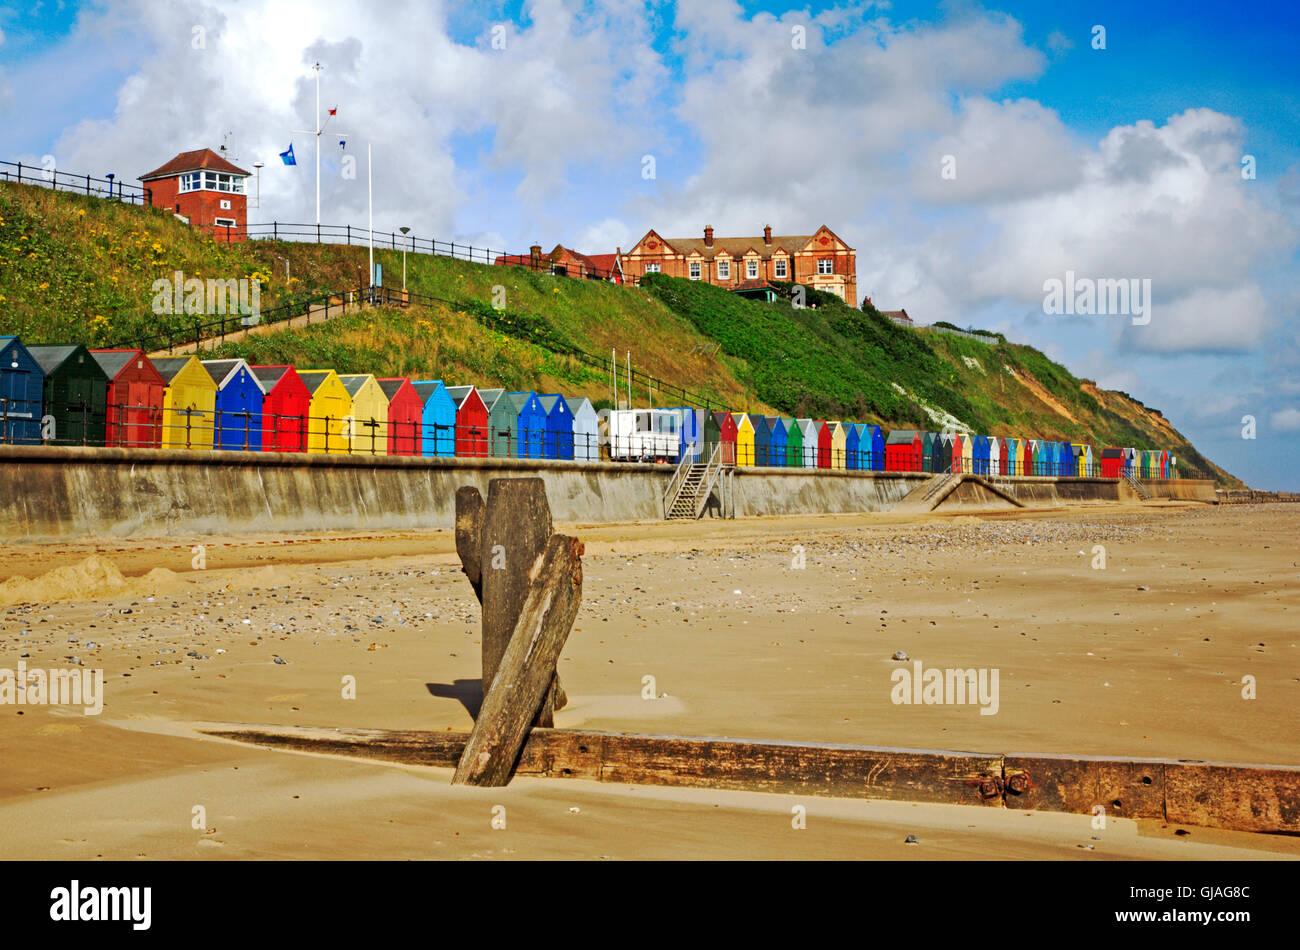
[1272,408,1300,432]
[1123,283,1271,354]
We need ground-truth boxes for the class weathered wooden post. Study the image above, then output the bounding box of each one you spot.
[453,478,576,785]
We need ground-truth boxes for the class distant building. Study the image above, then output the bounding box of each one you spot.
[621,224,856,302]
[866,298,913,327]
[139,148,251,241]
[494,243,625,283]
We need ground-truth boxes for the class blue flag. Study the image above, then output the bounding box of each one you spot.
[279,144,296,166]
[339,139,347,150]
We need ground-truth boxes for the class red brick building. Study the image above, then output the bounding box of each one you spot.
[621,224,855,302]
[494,243,625,283]
[139,148,251,241]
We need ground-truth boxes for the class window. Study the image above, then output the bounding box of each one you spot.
[717,260,730,279]
[746,260,758,279]
[689,261,701,280]
[214,217,237,228]
[817,258,833,275]
[181,171,243,194]
[774,259,787,278]
[644,262,660,274]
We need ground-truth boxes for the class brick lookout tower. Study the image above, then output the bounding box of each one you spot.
[139,148,251,242]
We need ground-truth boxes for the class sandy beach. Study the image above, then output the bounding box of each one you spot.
[1,501,1296,859]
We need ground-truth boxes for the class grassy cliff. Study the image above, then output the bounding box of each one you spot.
[0,179,1241,486]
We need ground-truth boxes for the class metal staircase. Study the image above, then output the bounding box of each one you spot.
[664,443,732,519]
[1122,471,1150,500]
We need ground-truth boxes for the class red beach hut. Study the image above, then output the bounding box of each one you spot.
[816,419,832,468]
[376,378,423,456]
[89,348,165,448]
[250,365,310,453]
[447,385,490,457]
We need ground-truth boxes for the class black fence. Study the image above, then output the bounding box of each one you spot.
[0,404,1196,480]
[107,283,376,353]
[1,159,151,205]
[210,222,630,285]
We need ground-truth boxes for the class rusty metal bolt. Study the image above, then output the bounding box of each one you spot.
[1006,772,1031,795]
[978,776,1002,800]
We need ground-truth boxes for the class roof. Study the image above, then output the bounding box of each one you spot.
[376,378,412,400]
[410,380,450,403]
[296,370,337,394]
[26,344,86,375]
[881,309,912,323]
[89,348,149,379]
[537,394,570,415]
[338,374,376,398]
[200,359,250,389]
[659,233,813,262]
[149,356,200,384]
[249,365,296,389]
[507,391,541,413]
[139,148,251,182]
[887,429,922,444]
[584,253,620,272]
[479,388,507,411]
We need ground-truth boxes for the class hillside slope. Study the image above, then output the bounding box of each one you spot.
[0,179,1241,486]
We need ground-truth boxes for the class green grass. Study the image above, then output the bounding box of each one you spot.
[0,179,1243,486]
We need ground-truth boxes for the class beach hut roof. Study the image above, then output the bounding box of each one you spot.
[200,358,256,390]
[297,370,338,395]
[338,374,376,398]
[88,348,150,379]
[148,356,202,385]
[26,344,87,376]
[376,378,411,400]
[249,365,295,388]
[887,429,921,444]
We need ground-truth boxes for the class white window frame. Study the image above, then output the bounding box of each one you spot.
[717,260,730,279]
[182,171,244,194]
[817,257,833,275]
[774,258,788,278]
[214,217,237,228]
[746,260,758,279]
[689,261,701,280]
[644,262,661,274]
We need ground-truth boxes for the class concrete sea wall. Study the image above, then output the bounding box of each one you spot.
[0,446,1215,541]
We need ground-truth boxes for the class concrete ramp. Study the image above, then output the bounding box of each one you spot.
[892,473,1023,513]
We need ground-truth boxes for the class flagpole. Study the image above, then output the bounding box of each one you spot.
[314,63,321,226]
[368,142,374,292]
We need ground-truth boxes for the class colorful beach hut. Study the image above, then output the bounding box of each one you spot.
[734,413,756,467]
[784,417,803,467]
[1100,447,1124,478]
[868,425,885,471]
[297,369,351,455]
[411,380,458,457]
[573,398,599,462]
[201,359,264,451]
[377,378,423,456]
[825,421,846,469]
[846,423,862,470]
[149,355,215,451]
[0,337,45,446]
[537,394,575,460]
[752,415,772,467]
[29,344,109,447]
[505,392,546,459]
[90,348,163,449]
[250,366,310,453]
[765,416,787,466]
[446,385,489,458]
[886,430,923,472]
[338,374,389,456]
[816,420,833,468]
[482,389,514,458]
[705,410,738,465]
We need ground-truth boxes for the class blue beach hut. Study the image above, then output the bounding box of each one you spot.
[537,394,575,460]
[411,379,457,457]
[201,359,264,451]
[507,391,547,459]
[0,336,45,445]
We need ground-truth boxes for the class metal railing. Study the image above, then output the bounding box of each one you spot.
[1,160,152,205]
[208,222,631,285]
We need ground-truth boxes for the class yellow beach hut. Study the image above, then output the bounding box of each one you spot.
[339,374,390,456]
[150,356,217,451]
[298,369,352,454]
[734,413,756,467]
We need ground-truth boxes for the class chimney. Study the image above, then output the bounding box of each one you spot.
[704,225,714,248]
[529,244,542,268]
[763,224,772,245]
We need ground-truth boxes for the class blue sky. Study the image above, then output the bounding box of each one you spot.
[2,0,1298,488]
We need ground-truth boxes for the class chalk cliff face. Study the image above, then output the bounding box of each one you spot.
[0,179,1239,487]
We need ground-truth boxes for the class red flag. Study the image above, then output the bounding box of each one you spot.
[328,106,337,116]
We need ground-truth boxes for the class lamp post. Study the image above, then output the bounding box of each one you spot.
[399,226,410,291]
[252,161,264,210]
